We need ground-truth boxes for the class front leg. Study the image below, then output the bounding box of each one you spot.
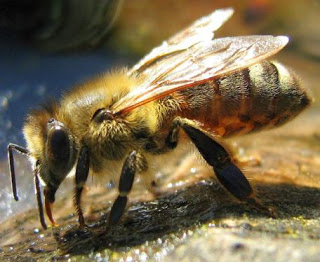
[74,146,90,228]
[166,118,275,216]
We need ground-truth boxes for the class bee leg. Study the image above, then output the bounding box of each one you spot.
[108,151,138,226]
[33,163,47,229]
[170,118,276,217]
[74,146,90,228]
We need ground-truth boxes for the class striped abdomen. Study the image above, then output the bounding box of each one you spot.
[177,61,311,137]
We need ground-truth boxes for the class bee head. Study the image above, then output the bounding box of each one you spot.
[23,103,77,226]
[24,102,76,185]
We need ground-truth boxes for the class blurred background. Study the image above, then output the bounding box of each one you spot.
[0,0,319,223]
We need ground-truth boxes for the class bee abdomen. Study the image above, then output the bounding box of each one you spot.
[175,61,310,137]
[213,61,310,136]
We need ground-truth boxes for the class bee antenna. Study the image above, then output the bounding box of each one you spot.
[7,144,47,229]
[34,161,47,230]
[7,143,30,201]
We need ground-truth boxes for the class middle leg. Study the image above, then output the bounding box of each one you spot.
[107,150,148,226]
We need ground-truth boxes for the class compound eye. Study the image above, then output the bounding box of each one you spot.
[92,108,114,123]
[49,125,70,162]
[45,119,75,183]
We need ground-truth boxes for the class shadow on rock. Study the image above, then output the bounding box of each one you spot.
[56,179,320,255]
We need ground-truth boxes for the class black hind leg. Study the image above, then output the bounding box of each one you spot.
[165,118,276,216]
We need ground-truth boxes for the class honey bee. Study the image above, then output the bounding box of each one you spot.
[8,8,310,229]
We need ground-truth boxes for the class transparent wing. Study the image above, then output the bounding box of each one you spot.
[113,35,289,115]
[128,8,234,75]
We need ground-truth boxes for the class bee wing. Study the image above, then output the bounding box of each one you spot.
[113,35,289,115]
[128,8,234,75]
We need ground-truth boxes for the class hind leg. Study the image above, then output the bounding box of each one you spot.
[164,118,276,217]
